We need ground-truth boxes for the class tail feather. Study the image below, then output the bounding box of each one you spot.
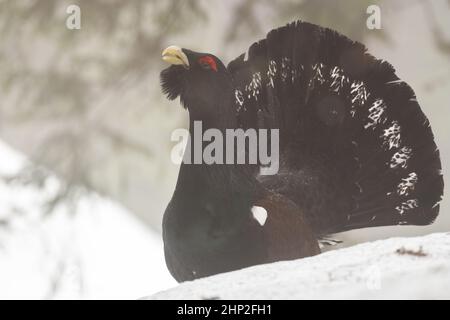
[228,21,444,235]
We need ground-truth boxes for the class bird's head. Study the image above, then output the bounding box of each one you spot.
[160,46,233,122]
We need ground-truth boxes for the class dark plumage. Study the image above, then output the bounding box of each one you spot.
[160,21,444,282]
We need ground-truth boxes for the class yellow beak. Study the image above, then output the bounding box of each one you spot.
[162,45,189,67]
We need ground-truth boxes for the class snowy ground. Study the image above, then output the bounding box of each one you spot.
[148,233,450,300]
[0,141,176,299]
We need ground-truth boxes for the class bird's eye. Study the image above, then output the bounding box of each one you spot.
[198,56,218,72]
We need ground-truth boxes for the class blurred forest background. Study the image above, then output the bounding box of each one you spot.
[0,0,449,299]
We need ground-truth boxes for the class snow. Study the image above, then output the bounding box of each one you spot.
[0,141,176,299]
[147,233,450,300]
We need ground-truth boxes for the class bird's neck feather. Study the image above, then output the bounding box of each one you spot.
[174,93,257,199]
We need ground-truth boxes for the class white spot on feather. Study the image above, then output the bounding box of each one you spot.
[386,79,403,85]
[355,181,363,193]
[390,146,412,169]
[267,60,277,88]
[243,50,249,62]
[281,57,291,82]
[365,99,386,129]
[382,121,401,150]
[251,206,268,226]
[310,63,325,87]
[350,80,369,111]
[329,66,349,92]
[245,72,262,100]
[291,64,303,83]
[397,172,418,196]
[235,89,244,109]
[395,199,419,215]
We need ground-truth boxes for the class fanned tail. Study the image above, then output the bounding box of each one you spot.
[228,21,444,235]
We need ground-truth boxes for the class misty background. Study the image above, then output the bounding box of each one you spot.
[0,0,449,299]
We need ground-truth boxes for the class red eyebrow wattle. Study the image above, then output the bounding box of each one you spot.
[198,56,218,72]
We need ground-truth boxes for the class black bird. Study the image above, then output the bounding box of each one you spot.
[160,21,444,282]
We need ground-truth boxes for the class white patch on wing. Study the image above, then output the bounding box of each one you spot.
[251,206,268,226]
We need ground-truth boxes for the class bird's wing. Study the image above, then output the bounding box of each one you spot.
[227,21,443,235]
